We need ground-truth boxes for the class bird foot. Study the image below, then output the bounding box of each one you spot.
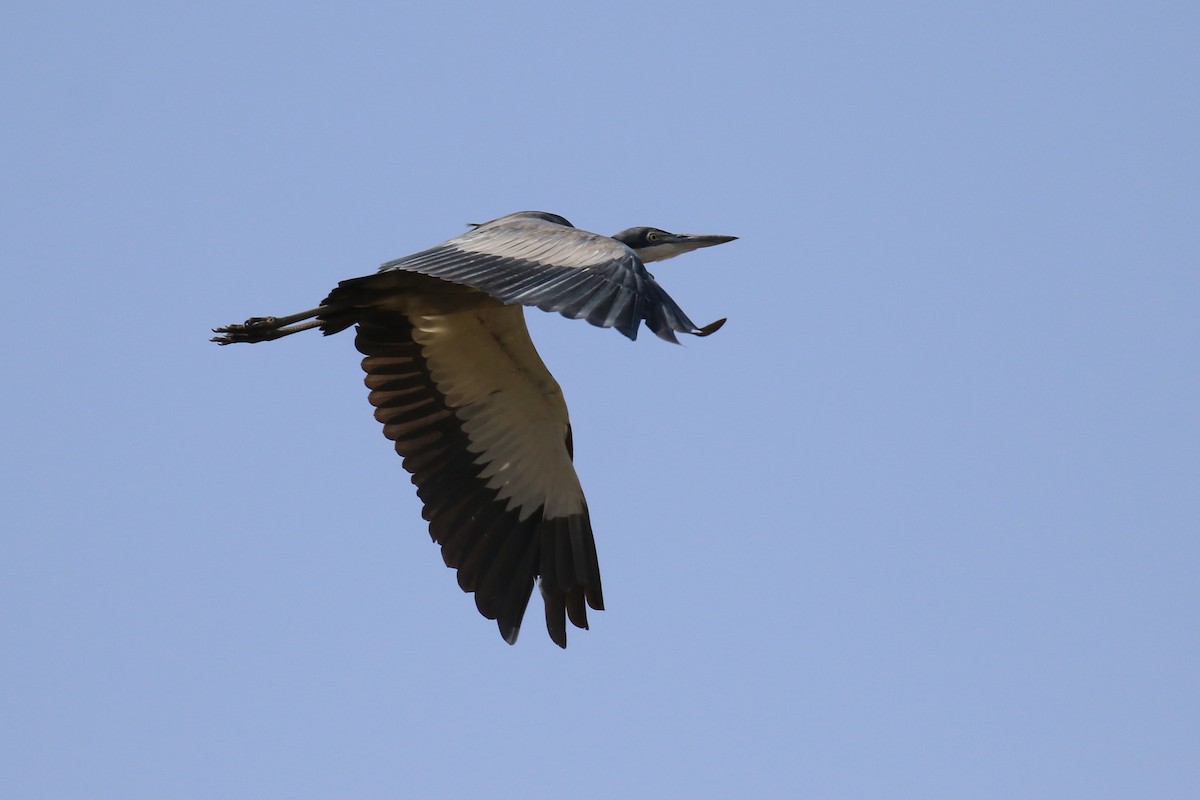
[211,316,284,345]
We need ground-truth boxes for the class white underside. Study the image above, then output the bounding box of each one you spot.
[408,305,585,521]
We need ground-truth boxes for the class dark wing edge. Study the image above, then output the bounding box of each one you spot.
[354,311,603,647]
[378,234,723,343]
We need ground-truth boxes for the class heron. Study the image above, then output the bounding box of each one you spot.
[212,211,735,647]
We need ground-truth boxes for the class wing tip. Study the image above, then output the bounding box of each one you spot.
[694,317,727,337]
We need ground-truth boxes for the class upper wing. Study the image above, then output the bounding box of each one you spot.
[353,297,603,647]
[376,213,718,344]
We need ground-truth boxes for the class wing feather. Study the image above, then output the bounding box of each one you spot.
[355,304,603,647]
[376,212,714,342]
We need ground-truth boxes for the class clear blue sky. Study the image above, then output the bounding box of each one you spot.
[3,2,1197,797]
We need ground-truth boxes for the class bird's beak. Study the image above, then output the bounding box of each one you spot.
[637,232,736,262]
[674,233,738,249]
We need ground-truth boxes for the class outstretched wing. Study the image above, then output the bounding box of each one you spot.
[376,211,720,344]
[346,289,603,647]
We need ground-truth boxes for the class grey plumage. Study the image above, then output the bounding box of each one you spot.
[212,211,735,647]
[375,211,728,342]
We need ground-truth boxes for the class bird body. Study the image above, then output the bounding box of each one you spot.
[213,211,734,647]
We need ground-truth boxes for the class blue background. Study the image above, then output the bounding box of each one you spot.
[3,2,1197,797]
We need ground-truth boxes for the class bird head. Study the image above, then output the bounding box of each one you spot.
[611,227,737,263]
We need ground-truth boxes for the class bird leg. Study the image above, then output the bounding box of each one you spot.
[211,306,326,345]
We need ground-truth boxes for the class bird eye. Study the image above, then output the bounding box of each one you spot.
[647,231,660,242]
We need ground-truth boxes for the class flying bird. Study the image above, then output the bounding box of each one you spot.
[212,211,734,647]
